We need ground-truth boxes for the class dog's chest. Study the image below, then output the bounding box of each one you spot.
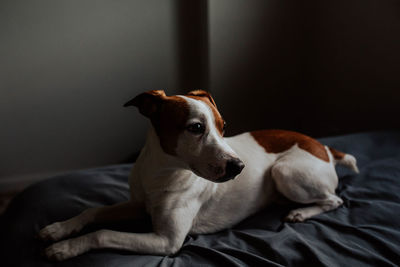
[188,133,279,233]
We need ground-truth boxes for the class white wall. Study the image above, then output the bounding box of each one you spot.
[0,0,180,191]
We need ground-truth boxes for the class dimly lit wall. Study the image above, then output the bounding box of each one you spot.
[210,0,400,137]
[2,0,400,191]
[0,0,180,190]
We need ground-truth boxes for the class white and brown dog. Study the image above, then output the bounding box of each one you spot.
[39,90,359,261]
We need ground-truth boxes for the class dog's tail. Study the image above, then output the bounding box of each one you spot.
[328,147,359,173]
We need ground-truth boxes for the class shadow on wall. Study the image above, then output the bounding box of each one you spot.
[210,0,400,137]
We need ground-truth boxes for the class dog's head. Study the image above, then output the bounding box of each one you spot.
[124,90,244,182]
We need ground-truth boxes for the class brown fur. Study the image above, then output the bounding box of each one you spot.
[186,90,225,136]
[153,95,190,155]
[250,130,330,162]
[125,90,190,155]
[329,147,345,160]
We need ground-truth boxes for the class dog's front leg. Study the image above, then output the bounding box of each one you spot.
[45,202,200,261]
[39,201,144,242]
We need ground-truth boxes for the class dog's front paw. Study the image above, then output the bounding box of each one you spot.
[39,222,75,242]
[285,210,305,222]
[45,236,92,261]
[45,240,78,261]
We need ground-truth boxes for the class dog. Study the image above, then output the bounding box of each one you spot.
[38,90,359,261]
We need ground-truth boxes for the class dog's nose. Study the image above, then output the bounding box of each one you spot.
[225,158,245,179]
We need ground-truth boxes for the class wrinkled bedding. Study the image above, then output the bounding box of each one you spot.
[1,131,400,266]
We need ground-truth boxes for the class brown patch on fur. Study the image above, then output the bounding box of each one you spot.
[187,90,217,107]
[124,90,166,117]
[153,95,190,155]
[126,90,224,154]
[186,90,225,135]
[125,90,190,155]
[251,130,330,162]
[329,147,346,160]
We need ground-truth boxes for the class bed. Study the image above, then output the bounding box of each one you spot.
[1,131,400,266]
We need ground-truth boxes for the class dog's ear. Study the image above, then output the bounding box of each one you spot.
[124,90,166,117]
[187,90,217,107]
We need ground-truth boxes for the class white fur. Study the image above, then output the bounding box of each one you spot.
[39,96,358,260]
[174,96,239,180]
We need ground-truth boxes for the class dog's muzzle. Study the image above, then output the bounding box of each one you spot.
[216,158,245,183]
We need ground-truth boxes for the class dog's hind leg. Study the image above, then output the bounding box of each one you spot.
[284,194,343,222]
[270,150,343,222]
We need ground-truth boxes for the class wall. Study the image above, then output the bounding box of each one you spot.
[2,0,400,191]
[0,0,179,190]
[209,0,400,137]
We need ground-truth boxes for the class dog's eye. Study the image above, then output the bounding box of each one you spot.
[187,123,205,134]
[223,121,227,131]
